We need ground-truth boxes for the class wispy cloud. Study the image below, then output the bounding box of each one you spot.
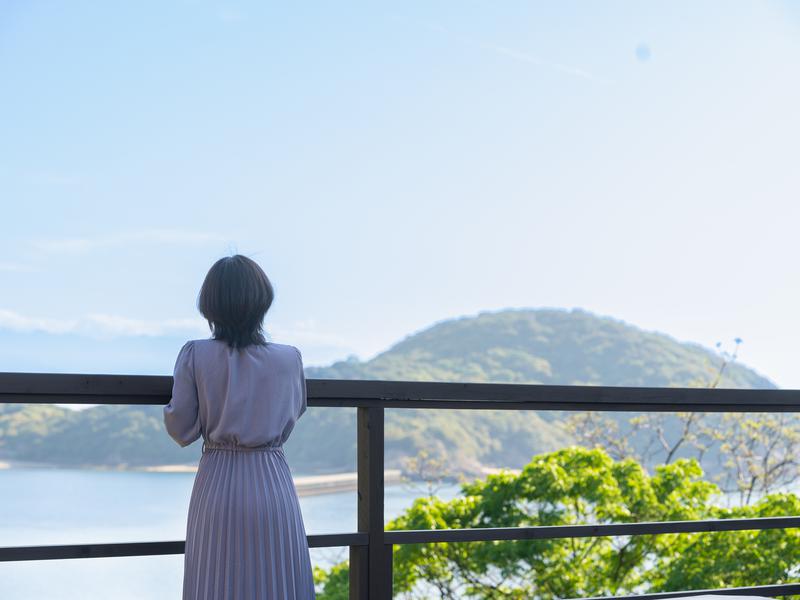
[0,262,35,273]
[83,314,208,337]
[0,308,208,338]
[0,309,363,369]
[31,228,226,254]
[0,309,356,351]
[396,15,609,84]
[0,309,78,334]
[479,42,602,83]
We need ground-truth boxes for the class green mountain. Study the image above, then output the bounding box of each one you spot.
[0,308,776,475]
[308,308,769,388]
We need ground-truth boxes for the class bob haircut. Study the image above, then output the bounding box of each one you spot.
[197,255,274,350]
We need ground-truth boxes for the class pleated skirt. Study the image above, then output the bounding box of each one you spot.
[182,442,316,599]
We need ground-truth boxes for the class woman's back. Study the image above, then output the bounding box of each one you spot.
[164,337,315,599]
[165,339,307,450]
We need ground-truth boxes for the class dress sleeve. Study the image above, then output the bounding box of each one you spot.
[164,341,202,448]
[294,346,307,419]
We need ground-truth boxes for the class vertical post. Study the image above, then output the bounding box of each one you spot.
[349,544,368,599]
[351,405,392,600]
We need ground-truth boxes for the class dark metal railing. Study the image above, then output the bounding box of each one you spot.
[1,373,800,599]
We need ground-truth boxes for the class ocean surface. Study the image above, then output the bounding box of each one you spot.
[0,468,462,599]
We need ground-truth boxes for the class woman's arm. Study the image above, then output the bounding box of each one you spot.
[163,340,202,447]
[294,346,307,419]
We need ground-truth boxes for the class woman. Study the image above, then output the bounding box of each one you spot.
[163,254,315,599]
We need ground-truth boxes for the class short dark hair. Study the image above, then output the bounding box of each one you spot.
[197,255,274,350]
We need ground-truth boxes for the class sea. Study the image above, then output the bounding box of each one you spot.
[0,467,462,599]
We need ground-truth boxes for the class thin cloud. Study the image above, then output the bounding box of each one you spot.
[0,309,355,351]
[0,262,35,273]
[0,308,207,338]
[397,15,609,84]
[31,229,226,254]
[480,43,604,83]
[0,309,78,334]
[83,314,208,337]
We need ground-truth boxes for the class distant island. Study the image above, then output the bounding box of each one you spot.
[0,308,775,477]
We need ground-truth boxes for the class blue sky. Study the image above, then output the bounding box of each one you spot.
[1,1,800,391]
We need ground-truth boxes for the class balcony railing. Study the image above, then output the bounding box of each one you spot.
[1,373,800,599]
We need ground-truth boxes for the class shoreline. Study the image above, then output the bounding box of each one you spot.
[0,460,518,496]
[0,460,409,497]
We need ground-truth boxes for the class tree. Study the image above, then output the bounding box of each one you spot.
[386,447,716,599]
[316,447,800,599]
[564,340,745,470]
[399,447,458,498]
[701,413,800,505]
[648,493,800,592]
[565,338,800,503]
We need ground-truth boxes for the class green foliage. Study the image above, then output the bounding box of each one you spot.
[314,562,350,599]
[650,492,800,592]
[316,448,800,599]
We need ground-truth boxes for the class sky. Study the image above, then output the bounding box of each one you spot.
[1,1,800,391]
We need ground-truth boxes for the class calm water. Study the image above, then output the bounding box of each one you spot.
[0,468,461,599]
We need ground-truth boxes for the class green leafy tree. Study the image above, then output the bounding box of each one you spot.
[649,493,800,592]
[317,447,800,598]
[386,447,715,599]
[314,562,349,598]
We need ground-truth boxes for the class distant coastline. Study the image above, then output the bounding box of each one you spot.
[0,460,406,497]
[0,460,517,496]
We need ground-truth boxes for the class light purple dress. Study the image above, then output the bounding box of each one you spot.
[164,338,315,599]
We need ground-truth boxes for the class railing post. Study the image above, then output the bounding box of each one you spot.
[349,543,368,599]
[351,405,392,599]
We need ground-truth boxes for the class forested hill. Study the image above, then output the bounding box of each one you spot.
[0,309,775,475]
[306,308,772,388]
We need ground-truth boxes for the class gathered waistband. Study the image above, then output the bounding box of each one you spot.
[202,441,284,453]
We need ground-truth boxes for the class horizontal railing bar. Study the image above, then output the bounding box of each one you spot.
[0,533,369,562]
[0,541,185,562]
[313,399,800,412]
[571,582,800,600]
[1,373,798,412]
[307,381,800,411]
[6,517,797,562]
[0,373,168,399]
[308,533,370,548]
[383,516,800,544]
